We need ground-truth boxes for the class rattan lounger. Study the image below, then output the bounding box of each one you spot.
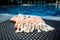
[0,19,60,40]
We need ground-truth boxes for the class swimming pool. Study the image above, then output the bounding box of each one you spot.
[0,4,60,22]
[0,4,60,16]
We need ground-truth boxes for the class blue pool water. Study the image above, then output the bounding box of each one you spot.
[0,4,60,22]
[0,4,60,16]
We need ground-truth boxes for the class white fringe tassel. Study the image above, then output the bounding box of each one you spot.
[15,22,55,33]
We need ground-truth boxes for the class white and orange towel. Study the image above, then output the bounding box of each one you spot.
[10,14,55,33]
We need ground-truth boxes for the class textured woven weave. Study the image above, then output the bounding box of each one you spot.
[0,19,60,40]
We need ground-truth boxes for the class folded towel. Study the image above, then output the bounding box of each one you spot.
[10,14,55,33]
